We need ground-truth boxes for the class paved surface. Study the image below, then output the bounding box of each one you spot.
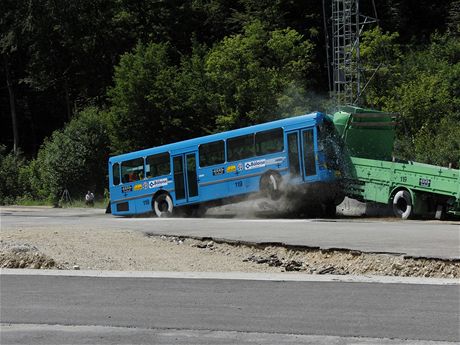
[3,324,456,345]
[1,272,459,344]
[1,206,459,259]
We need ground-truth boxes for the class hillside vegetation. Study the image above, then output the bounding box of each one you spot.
[1,0,459,204]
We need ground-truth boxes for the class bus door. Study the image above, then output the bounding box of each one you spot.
[172,152,200,205]
[286,128,317,182]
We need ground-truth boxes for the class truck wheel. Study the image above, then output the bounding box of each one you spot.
[260,172,282,201]
[435,205,445,220]
[153,193,174,217]
[392,190,413,219]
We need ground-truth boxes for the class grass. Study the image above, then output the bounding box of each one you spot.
[61,199,109,209]
[15,197,52,207]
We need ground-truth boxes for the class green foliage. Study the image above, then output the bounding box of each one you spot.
[359,27,401,108]
[206,20,315,129]
[2,0,459,205]
[108,42,178,153]
[108,42,215,153]
[360,29,459,167]
[413,117,460,167]
[386,35,460,166]
[0,146,27,204]
[29,107,111,204]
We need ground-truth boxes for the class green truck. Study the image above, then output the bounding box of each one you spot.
[332,106,460,219]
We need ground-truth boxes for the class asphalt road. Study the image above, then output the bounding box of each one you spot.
[1,206,459,259]
[1,272,459,344]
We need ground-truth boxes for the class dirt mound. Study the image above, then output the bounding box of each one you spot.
[0,241,59,269]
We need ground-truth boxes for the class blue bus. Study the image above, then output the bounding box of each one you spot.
[108,112,343,217]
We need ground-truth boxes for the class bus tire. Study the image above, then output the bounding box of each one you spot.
[260,172,282,201]
[322,202,336,218]
[153,193,174,218]
[392,190,413,219]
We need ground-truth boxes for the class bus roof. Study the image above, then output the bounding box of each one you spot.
[109,112,324,163]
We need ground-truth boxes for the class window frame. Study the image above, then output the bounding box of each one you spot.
[198,140,226,168]
[226,133,256,162]
[112,162,120,186]
[121,157,145,184]
[146,152,171,179]
[255,127,284,156]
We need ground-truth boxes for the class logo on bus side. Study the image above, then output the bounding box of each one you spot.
[149,178,169,189]
[121,185,132,193]
[237,163,244,172]
[212,167,225,176]
[226,165,236,173]
[245,159,266,170]
[133,184,143,191]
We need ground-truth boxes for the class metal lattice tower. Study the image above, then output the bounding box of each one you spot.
[331,0,377,108]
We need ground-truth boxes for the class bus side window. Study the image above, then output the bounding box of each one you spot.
[255,128,284,156]
[112,163,120,185]
[146,153,170,178]
[227,134,255,162]
[199,140,225,167]
[121,157,145,183]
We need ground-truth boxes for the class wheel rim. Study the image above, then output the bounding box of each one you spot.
[396,198,408,213]
[154,194,173,217]
[158,200,169,212]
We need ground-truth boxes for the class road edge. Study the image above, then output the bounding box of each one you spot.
[1,269,458,285]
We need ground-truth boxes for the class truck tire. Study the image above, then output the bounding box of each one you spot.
[153,193,174,217]
[392,190,413,219]
[260,172,282,201]
[435,205,445,220]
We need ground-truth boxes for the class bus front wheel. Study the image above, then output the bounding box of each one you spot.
[153,193,174,217]
[392,190,413,219]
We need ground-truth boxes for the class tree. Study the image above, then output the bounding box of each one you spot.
[0,0,29,154]
[30,107,111,204]
[382,34,459,166]
[205,20,315,129]
[108,40,219,154]
[359,27,401,109]
[108,42,181,153]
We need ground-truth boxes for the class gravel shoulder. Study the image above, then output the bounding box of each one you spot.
[1,226,459,278]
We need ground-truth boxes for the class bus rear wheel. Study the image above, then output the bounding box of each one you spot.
[153,193,174,217]
[392,190,413,219]
[260,172,282,201]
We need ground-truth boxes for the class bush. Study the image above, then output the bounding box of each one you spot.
[30,107,111,205]
[0,146,28,205]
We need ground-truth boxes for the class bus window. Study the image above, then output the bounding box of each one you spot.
[318,121,341,171]
[146,153,170,178]
[303,129,316,176]
[287,132,300,177]
[173,156,185,200]
[121,158,144,183]
[199,140,225,167]
[186,153,198,197]
[112,163,120,185]
[227,134,255,162]
[255,128,284,156]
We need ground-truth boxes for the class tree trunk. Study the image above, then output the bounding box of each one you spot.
[4,54,19,154]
